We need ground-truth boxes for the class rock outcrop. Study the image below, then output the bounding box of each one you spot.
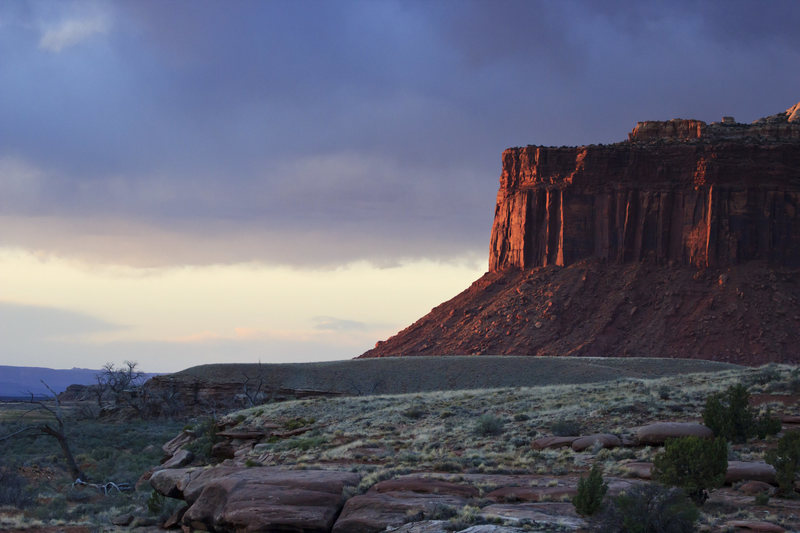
[490,105,800,272]
[361,102,800,364]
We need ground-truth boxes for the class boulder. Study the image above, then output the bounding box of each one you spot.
[725,462,777,485]
[153,466,360,532]
[737,480,774,496]
[725,520,785,532]
[150,467,202,499]
[636,422,713,445]
[531,436,579,450]
[571,434,621,452]
[160,448,193,469]
[333,491,468,533]
[161,430,194,457]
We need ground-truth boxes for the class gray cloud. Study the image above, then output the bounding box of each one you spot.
[1,0,798,268]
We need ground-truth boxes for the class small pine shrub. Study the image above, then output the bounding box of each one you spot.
[573,463,608,516]
[703,383,753,443]
[754,407,782,439]
[765,429,800,496]
[551,418,582,436]
[652,436,727,505]
[474,414,504,436]
[592,484,699,533]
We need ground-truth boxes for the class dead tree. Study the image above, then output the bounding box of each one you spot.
[0,381,85,481]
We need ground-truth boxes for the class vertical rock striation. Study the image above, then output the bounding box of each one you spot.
[489,108,800,272]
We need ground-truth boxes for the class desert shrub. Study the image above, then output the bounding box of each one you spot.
[0,461,33,508]
[765,429,800,496]
[184,417,218,462]
[445,505,484,531]
[754,491,771,505]
[279,434,327,451]
[703,383,779,443]
[573,463,608,516]
[652,436,727,505]
[284,417,315,430]
[754,407,783,439]
[551,418,582,436]
[403,405,427,419]
[474,414,504,436]
[591,484,699,533]
[703,384,752,443]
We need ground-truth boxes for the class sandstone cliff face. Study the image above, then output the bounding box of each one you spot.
[362,103,800,364]
[490,113,800,272]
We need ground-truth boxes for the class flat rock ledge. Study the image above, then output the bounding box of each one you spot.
[151,469,621,532]
[151,466,360,532]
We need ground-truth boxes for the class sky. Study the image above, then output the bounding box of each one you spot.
[1,0,799,372]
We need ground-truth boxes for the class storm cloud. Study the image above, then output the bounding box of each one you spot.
[2,0,799,268]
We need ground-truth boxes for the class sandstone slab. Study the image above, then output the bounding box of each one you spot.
[480,503,586,530]
[571,433,621,451]
[153,466,360,532]
[725,462,777,485]
[725,520,785,532]
[636,422,713,445]
[737,480,774,496]
[160,448,193,469]
[531,436,579,450]
[333,491,467,533]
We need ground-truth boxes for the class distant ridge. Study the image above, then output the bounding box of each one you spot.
[0,365,160,399]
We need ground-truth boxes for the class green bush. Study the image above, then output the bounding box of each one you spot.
[652,436,727,505]
[185,417,219,462]
[754,407,783,439]
[765,429,800,496]
[474,414,504,436]
[573,463,608,516]
[592,484,699,533]
[702,383,779,443]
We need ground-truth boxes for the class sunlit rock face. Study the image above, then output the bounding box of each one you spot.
[360,103,800,364]
[489,104,800,272]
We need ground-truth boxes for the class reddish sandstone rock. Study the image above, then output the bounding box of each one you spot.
[571,434,621,452]
[737,480,774,496]
[160,448,193,469]
[372,478,479,499]
[636,422,713,445]
[152,466,360,532]
[532,436,579,450]
[725,520,785,532]
[333,491,468,533]
[360,103,800,365]
[725,462,777,485]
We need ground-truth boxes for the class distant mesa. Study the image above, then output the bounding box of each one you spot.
[361,102,800,364]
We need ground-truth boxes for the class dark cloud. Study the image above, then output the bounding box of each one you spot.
[1,0,798,267]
